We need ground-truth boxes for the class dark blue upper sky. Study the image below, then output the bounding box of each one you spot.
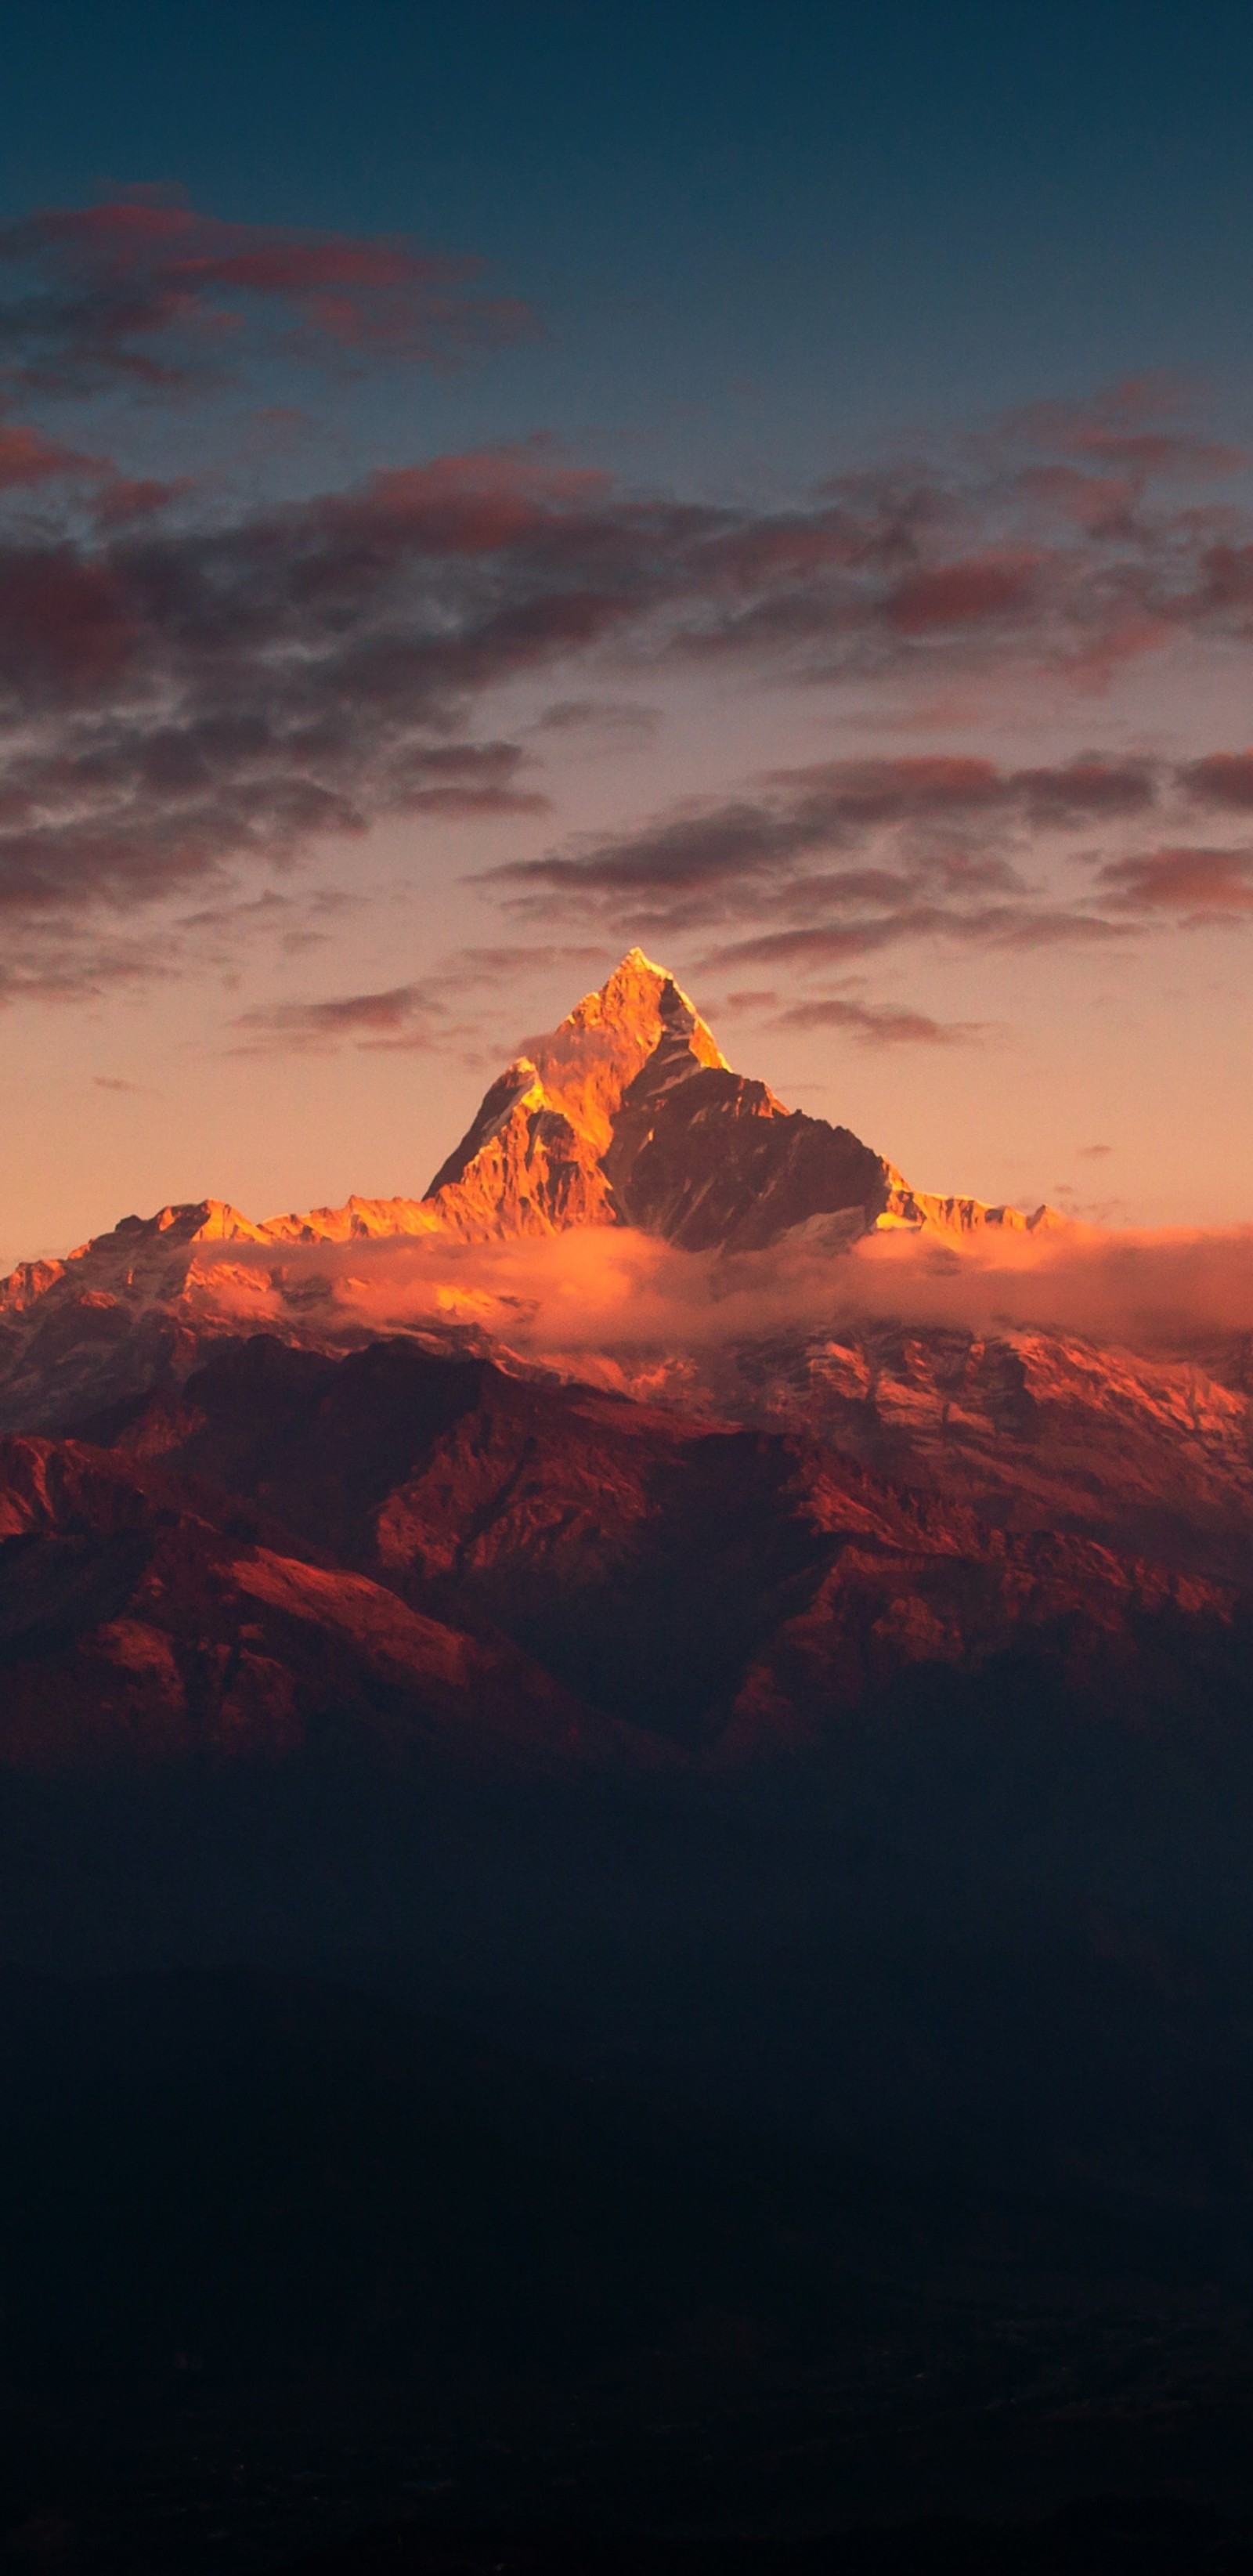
[5,0,1253,489]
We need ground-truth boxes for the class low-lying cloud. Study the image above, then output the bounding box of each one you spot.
[193,1216,1253,1378]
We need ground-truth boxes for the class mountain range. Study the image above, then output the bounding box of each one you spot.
[0,948,1250,1774]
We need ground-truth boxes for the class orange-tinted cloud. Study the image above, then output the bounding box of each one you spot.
[190,1216,1253,1369]
[0,415,96,490]
[231,983,446,1056]
[772,995,991,1047]
[1098,844,1253,916]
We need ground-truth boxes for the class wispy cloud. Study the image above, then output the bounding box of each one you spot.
[1098,845,1253,916]
[226,941,617,1055]
[491,753,1156,921]
[0,193,535,396]
[771,994,992,1048]
[531,697,661,743]
[490,742,1253,966]
[193,1211,1253,1364]
[229,981,448,1055]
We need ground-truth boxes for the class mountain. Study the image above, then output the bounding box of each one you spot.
[370,947,1059,1250]
[577,1316,1253,1581]
[0,949,1248,1587]
[0,952,1054,1430]
[424,948,902,1247]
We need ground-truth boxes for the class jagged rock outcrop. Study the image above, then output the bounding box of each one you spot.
[422,948,1053,1250]
[424,948,730,1237]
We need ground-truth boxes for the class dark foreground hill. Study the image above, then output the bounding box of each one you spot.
[5,1967,1253,2576]
[281,2502,1253,2575]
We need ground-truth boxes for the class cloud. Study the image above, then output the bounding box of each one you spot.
[433,942,612,988]
[702,905,1125,976]
[0,923,175,1007]
[883,551,1041,634]
[489,734,1253,964]
[489,752,1164,957]
[0,414,98,490]
[491,753,1154,920]
[1097,844,1253,917]
[228,939,625,1054]
[0,368,1252,999]
[1179,751,1253,811]
[499,754,1157,892]
[0,194,535,396]
[771,995,991,1047]
[0,446,664,963]
[713,977,991,1044]
[89,474,193,528]
[229,981,447,1056]
[188,1214,1253,1375]
[532,697,661,742]
[718,987,780,1015]
[998,381,1248,482]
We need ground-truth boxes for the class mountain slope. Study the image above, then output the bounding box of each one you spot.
[0,1421,641,1774]
[11,1330,1226,1769]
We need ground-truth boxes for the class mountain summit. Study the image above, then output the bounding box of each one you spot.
[424,949,728,1238]
[424,948,1051,1251]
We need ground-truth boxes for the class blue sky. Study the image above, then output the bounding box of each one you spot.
[7,0,1253,484]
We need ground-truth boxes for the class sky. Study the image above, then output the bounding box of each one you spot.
[4,0,1253,1263]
